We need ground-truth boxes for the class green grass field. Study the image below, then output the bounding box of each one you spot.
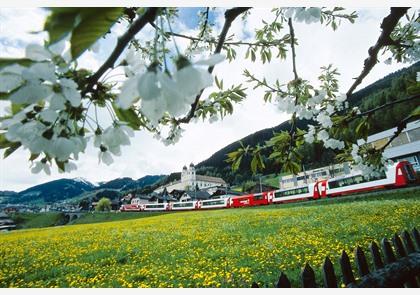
[1,189,419,287]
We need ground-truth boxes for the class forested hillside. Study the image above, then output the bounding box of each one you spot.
[196,62,420,185]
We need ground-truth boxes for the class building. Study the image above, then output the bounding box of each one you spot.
[154,163,227,193]
[0,212,16,231]
[280,163,351,189]
[358,120,420,171]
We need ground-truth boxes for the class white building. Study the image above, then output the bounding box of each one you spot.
[357,120,420,171]
[154,163,227,193]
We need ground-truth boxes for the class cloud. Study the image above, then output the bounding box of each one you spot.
[0,7,417,191]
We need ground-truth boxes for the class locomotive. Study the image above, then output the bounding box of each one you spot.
[120,161,417,212]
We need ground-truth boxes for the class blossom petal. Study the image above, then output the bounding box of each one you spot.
[101,151,114,165]
[26,44,52,61]
[195,54,225,66]
[138,72,160,101]
[116,76,140,109]
[40,109,58,123]
[0,73,24,92]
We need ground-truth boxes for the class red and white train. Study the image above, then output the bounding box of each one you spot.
[120,161,417,212]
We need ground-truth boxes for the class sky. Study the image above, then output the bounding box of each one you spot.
[0,6,417,192]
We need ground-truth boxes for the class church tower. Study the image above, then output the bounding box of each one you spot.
[181,165,188,183]
[189,163,196,187]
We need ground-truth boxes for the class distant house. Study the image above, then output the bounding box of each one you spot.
[210,188,243,199]
[246,184,279,194]
[154,163,227,193]
[131,193,159,205]
[0,212,16,231]
[182,190,211,201]
[3,207,18,214]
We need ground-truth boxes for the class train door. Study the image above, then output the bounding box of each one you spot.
[195,201,202,210]
[314,180,327,198]
[394,161,416,186]
[267,191,275,204]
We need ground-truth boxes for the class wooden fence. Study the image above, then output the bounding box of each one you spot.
[251,227,420,288]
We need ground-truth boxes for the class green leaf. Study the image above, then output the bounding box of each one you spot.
[70,8,124,59]
[4,142,21,158]
[55,158,66,171]
[44,9,80,44]
[0,58,33,69]
[29,153,40,161]
[409,106,420,118]
[112,104,142,130]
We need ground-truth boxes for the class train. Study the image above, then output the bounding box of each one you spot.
[120,161,417,212]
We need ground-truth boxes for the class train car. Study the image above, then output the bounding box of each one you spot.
[272,184,315,203]
[231,191,275,207]
[119,204,142,212]
[324,161,416,197]
[230,194,253,207]
[199,198,231,210]
[143,203,170,211]
[170,201,200,211]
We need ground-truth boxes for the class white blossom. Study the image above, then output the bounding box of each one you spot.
[63,161,77,173]
[31,161,51,175]
[26,44,52,61]
[323,138,345,149]
[317,129,329,142]
[99,150,114,165]
[316,111,333,128]
[284,8,322,24]
[116,76,141,109]
[133,54,224,124]
[304,125,316,144]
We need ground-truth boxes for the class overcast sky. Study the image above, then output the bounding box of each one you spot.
[0,7,417,191]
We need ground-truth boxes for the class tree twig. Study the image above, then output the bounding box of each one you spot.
[83,8,160,96]
[175,7,251,124]
[346,7,409,98]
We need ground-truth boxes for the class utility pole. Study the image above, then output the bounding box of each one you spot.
[259,175,262,193]
[302,163,308,184]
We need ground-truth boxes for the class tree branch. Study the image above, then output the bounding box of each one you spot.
[83,8,159,96]
[175,7,251,124]
[346,7,409,98]
[357,94,420,118]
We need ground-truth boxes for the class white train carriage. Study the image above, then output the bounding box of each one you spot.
[272,184,315,203]
[321,161,415,197]
[198,198,231,210]
[170,201,200,211]
[143,203,169,211]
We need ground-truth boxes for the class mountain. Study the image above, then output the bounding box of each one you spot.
[196,61,420,184]
[12,178,96,204]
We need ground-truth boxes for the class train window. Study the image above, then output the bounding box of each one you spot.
[254,194,264,200]
[329,172,387,189]
[146,204,165,208]
[173,202,193,208]
[275,187,309,198]
[402,164,416,181]
[202,200,225,206]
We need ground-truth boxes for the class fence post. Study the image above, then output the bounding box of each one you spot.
[277,272,291,288]
[393,233,418,287]
[322,256,338,288]
[381,238,397,264]
[402,230,415,254]
[355,246,370,277]
[339,250,355,286]
[369,241,384,270]
[301,263,317,287]
[412,227,420,251]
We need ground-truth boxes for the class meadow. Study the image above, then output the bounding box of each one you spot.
[1,191,419,288]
